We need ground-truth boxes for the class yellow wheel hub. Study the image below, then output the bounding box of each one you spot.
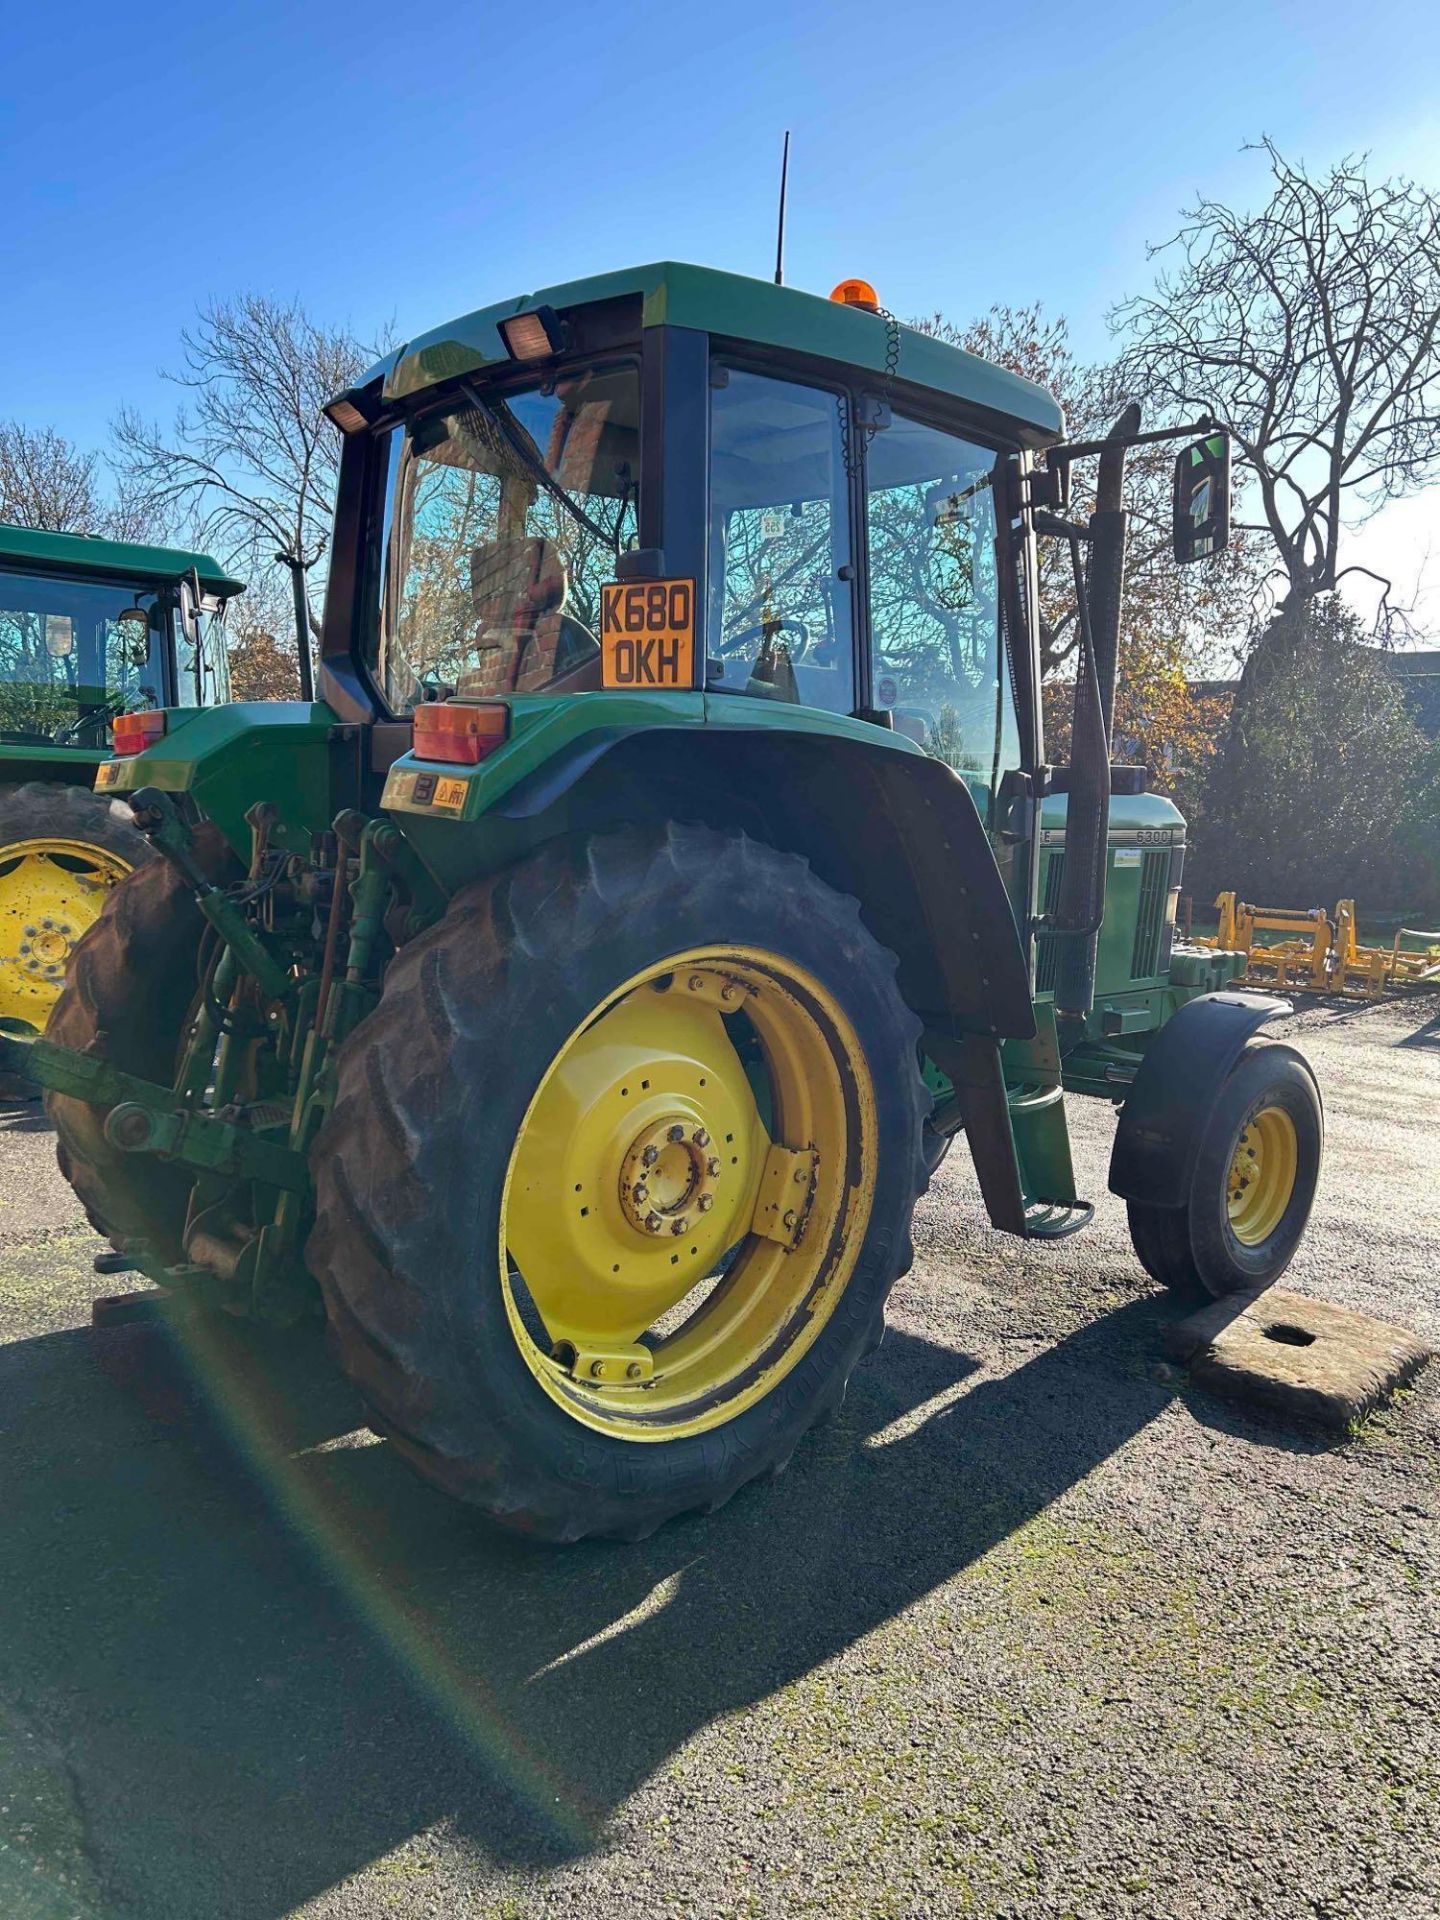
[501,950,877,1438]
[1226,1103,1298,1246]
[0,836,132,1026]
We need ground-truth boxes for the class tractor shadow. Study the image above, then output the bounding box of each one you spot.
[0,1286,1186,1917]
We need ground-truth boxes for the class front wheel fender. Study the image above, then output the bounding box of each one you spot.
[1108,991,1296,1208]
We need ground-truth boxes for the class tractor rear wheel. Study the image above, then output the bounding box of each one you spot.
[0,781,151,1032]
[1127,1041,1322,1300]
[46,824,237,1261]
[308,824,930,1542]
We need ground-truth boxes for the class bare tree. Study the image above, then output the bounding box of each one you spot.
[0,422,102,532]
[1115,141,1440,631]
[114,295,391,682]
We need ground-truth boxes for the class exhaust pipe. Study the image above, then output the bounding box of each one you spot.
[1051,404,1136,1016]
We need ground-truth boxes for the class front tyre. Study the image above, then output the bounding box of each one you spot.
[308,825,930,1542]
[1127,1041,1322,1300]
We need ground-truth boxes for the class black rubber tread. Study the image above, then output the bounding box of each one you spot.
[0,779,156,871]
[1126,1197,1199,1295]
[45,825,238,1261]
[307,823,931,1543]
[1126,1040,1323,1301]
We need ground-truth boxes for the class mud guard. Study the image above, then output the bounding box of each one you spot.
[491,723,1037,1042]
[1108,991,1292,1209]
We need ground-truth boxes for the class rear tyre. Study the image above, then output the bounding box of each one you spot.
[0,781,152,1032]
[1127,1041,1322,1300]
[46,825,236,1261]
[308,824,930,1542]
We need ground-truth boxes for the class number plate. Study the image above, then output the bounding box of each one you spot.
[600,579,696,689]
[94,760,126,790]
[382,768,470,815]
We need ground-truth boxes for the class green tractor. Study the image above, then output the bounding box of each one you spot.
[3,265,1322,1541]
[0,524,241,1028]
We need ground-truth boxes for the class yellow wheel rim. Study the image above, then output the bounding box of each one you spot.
[1226,1103,1298,1246]
[500,946,877,1441]
[0,836,132,1027]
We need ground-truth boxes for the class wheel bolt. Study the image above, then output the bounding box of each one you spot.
[18,943,29,955]
[641,1145,658,1167]
[644,1212,663,1233]
[706,1157,722,1178]
[632,1182,649,1205]
[697,1194,714,1213]
[590,1360,607,1379]
[783,1209,797,1229]
[688,974,704,991]
[670,1217,689,1235]
[626,1362,644,1380]
[692,1127,710,1148]
[793,1167,808,1185]
[667,1124,685,1143]
[23,926,35,938]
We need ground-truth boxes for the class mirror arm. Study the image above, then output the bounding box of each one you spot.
[1051,412,1217,467]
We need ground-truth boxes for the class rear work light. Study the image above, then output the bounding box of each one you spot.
[498,305,569,362]
[112,710,167,756]
[412,701,509,766]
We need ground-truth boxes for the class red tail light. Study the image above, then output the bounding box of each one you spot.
[112,710,167,756]
[412,701,508,766]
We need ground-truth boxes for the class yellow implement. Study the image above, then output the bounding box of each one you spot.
[1199,891,1440,997]
[1203,892,1333,991]
[1333,901,1440,996]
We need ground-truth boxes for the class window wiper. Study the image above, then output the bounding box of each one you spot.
[460,384,620,552]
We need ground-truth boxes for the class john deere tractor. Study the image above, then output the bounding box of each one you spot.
[0,524,240,1028]
[2,265,1322,1541]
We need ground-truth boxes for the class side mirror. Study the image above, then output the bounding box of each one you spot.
[115,606,151,668]
[1172,431,1231,563]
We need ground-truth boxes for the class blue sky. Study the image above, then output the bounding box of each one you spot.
[4,0,1438,621]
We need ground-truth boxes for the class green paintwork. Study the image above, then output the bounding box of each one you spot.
[387,689,706,888]
[94,701,339,856]
[359,262,1065,445]
[381,687,934,893]
[0,524,245,598]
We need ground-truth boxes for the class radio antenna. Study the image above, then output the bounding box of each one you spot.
[774,130,791,286]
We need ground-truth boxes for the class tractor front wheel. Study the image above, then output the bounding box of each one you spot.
[308,824,930,1542]
[1127,1041,1322,1300]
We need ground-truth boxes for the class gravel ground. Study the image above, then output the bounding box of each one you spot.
[0,993,1436,1920]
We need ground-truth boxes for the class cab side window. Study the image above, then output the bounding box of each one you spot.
[865,413,1019,799]
[708,368,854,713]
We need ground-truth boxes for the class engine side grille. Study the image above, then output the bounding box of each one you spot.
[1130,847,1170,979]
[1034,850,1066,995]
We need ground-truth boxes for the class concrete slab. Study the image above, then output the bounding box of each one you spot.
[1165,1286,1434,1432]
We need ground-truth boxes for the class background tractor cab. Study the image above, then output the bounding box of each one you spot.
[0,523,241,1027]
[13,264,1323,1545]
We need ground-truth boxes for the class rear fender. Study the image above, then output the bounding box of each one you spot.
[1108,990,1293,1207]
[488,724,1037,1042]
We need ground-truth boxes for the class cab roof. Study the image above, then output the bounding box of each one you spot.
[359,262,1065,445]
[0,523,245,598]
